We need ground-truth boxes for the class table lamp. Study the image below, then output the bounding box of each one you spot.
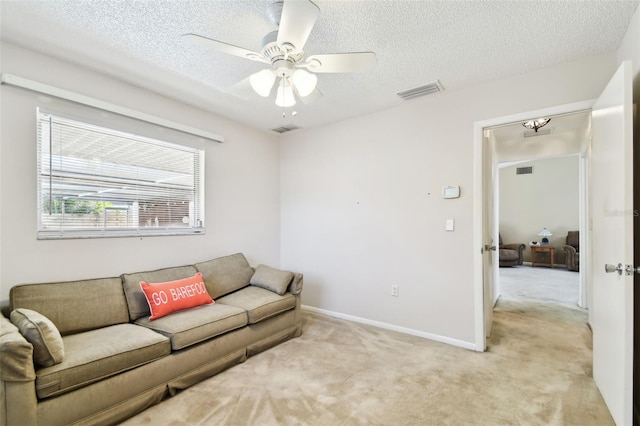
[538,228,552,244]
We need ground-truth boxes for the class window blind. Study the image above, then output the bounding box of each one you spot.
[37,109,205,239]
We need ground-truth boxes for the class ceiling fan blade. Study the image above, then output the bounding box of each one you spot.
[277,0,320,52]
[225,76,255,100]
[304,52,377,73]
[182,33,269,64]
[299,87,323,104]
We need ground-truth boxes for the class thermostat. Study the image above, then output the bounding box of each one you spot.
[442,186,460,199]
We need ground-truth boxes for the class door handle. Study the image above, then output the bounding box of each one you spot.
[484,244,497,252]
[604,263,623,275]
[625,265,640,276]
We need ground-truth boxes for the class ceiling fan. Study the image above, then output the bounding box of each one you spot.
[182,0,376,108]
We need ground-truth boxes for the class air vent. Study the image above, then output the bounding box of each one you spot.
[271,124,301,134]
[523,128,552,137]
[516,166,533,175]
[397,80,444,100]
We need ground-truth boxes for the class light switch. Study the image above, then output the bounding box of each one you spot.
[445,218,455,231]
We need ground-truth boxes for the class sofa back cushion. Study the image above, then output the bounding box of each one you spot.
[195,253,254,299]
[121,265,198,321]
[10,277,129,335]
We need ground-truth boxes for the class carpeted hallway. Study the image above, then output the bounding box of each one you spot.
[499,264,580,307]
[123,267,612,425]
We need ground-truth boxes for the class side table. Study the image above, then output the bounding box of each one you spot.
[530,245,555,268]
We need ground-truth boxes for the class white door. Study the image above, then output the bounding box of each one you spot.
[590,60,634,426]
[482,133,498,338]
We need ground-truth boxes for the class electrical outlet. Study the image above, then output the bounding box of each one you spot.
[391,285,399,297]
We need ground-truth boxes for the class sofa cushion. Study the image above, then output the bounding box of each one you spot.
[216,286,296,324]
[35,323,170,399]
[122,265,199,321]
[140,273,214,320]
[135,303,247,350]
[10,277,129,335]
[195,253,254,299]
[250,265,294,296]
[10,309,64,367]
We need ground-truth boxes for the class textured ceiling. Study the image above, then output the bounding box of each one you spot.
[1,0,638,133]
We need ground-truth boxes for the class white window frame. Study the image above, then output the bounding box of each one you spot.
[37,109,205,239]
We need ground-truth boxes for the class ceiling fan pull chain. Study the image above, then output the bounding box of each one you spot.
[282,79,286,118]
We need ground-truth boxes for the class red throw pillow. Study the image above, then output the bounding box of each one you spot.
[140,272,214,320]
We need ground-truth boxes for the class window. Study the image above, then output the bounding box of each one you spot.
[37,109,205,239]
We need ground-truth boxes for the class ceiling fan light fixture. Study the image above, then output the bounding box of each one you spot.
[522,118,551,132]
[184,0,376,113]
[276,79,296,107]
[291,69,317,97]
[249,69,276,97]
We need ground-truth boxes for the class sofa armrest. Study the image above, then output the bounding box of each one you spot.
[0,316,35,382]
[502,243,525,264]
[563,245,579,271]
[1,315,38,426]
[501,243,524,253]
[287,273,304,295]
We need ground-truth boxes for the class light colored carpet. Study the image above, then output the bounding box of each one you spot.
[500,265,579,307]
[122,298,612,425]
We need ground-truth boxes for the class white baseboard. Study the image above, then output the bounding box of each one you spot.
[301,305,477,351]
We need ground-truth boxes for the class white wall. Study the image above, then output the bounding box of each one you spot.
[280,52,618,346]
[499,156,580,264]
[0,43,282,302]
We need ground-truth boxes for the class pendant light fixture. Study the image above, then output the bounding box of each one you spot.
[522,118,551,132]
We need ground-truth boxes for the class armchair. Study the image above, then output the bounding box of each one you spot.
[499,234,525,267]
[563,231,579,271]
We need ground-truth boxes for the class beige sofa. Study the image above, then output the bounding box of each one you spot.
[0,253,303,426]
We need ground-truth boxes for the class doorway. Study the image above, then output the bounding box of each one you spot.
[472,100,594,351]
[474,62,634,425]
[495,155,583,313]
[488,112,590,310]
